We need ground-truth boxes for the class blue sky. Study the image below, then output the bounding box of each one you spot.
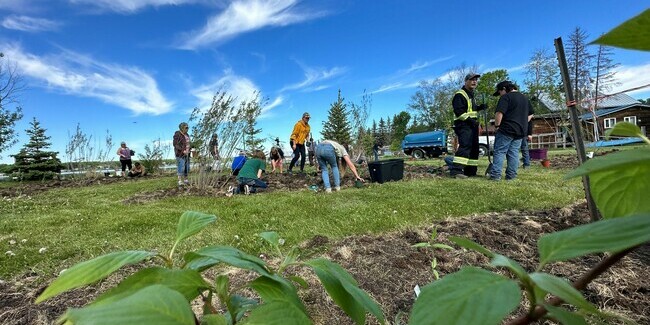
[1,0,649,164]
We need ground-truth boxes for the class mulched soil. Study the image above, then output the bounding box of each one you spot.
[1,202,648,325]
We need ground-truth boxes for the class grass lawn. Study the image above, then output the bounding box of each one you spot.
[0,154,584,280]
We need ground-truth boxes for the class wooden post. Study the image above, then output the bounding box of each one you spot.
[554,37,601,222]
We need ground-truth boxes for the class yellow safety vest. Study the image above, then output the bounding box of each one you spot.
[454,89,477,121]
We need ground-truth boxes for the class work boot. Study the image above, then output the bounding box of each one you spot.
[453,174,468,179]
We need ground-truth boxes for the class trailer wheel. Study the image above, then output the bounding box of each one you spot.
[478,144,489,157]
[412,149,425,159]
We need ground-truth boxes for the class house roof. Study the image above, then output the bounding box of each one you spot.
[579,103,650,121]
[595,93,641,108]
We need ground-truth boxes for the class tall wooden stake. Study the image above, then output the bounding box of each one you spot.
[554,37,601,222]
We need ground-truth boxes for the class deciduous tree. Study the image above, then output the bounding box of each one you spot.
[0,52,24,156]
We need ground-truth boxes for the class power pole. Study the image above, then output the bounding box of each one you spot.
[554,37,601,222]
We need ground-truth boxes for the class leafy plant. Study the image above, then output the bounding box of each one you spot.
[411,227,453,280]
[37,211,385,325]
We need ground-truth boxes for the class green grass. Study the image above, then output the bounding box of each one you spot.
[0,158,583,280]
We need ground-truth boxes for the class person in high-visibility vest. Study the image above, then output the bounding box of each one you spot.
[449,73,487,178]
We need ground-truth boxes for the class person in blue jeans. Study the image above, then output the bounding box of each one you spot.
[489,81,534,180]
[231,150,267,195]
[316,140,364,193]
[520,120,533,168]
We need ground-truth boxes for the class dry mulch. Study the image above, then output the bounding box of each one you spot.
[1,202,648,325]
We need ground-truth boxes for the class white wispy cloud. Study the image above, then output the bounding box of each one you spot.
[279,63,346,92]
[179,0,325,49]
[68,0,202,13]
[371,56,453,94]
[3,43,172,115]
[191,70,282,118]
[1,15,61,32]
[611,62,650,96]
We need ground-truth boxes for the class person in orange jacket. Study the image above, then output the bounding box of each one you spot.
[288,112,311,174]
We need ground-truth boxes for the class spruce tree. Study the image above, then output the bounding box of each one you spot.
[10,117,63,180]
[242,93,264,152]
[377,117,387,146]
[321,90,352,144]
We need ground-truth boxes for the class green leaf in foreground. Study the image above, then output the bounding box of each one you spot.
[588,164,650,219]
[61,285,195,325]
[249,275,307,314]
[259,231,280,247]
[201,314,228,325]
[93,267,209,305]
[448,236,495,258]
[544,305,588,325]
[530,273,597,314]
[176,211,217,244]
[538,214,650,267]
[36,250,153,303]
[591,9,650,51]
[184,246,270,276]
[490,254,528,280]
[305,258,385,325]
[244,300,312,325]
[604,122,647,140]
[410,267,520,325]
[565,148,650,178]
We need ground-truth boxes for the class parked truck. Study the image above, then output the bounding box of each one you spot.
[401,130,494,159]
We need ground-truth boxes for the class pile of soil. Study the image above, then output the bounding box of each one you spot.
[2,202,648,325]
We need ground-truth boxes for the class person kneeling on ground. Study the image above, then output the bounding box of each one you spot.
[315,139,364,193]
[128,162,146,177]
[230,150,267,195]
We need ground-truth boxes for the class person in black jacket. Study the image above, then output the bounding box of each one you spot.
[449,73,488,178]
[489,81,534,180]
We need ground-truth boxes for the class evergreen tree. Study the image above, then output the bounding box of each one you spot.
[377,117,387,146]
[567,27,594,105]
[321,90,352,144]
[385,116,393,146]
[242,93,265,152]
[10,117,63,180]
[371,120,378,140]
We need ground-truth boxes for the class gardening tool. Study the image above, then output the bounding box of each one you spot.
[482,96,493,176]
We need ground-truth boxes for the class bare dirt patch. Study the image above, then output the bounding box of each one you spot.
[1,202,648,325]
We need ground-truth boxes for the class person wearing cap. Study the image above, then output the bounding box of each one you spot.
[489,81,534,181]
[449,73,488,178]
[116,141,133,177]
[173,122,191,186]
[288,112,311,174]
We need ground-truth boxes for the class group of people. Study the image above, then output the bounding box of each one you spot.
[116,141,146,178]
[448,73,534,181]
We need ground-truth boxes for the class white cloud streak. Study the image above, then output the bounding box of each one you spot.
[280,64,346,92]
[191,70,282,118]
[371,57,453,94]
[1,15,61,32]
[179,0,324,49]
[3,43,172,115]
[610,63,650,96]
[68,0,202,13]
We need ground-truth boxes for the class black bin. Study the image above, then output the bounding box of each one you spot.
[368,159,404,183]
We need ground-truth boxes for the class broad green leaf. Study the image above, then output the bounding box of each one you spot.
[430,227,438,241]
[530,273,597,314]
[538,214,650,267]
[36,250,153,303]
[259,231,280,247]
[566,148,650,178]
[544,305,588,325]
[592,9,650,51]
[288,275,309,289]
[61,285,195,325]
[588,165,650,218]
[490,254,528,281]
[305,258,385,325]
[410,267,521,325]
[201,314,228,325]
[244,301,312,325]
[411,243,431,248]
[184,246,271,276]
[225,295,258,323]
[93,267,209,305]
[604,122,644,139]
[249,275,307,314]
[176,211,217,244]
[431,243,454,250]
[448,236,495,258]
[215,274,229,298]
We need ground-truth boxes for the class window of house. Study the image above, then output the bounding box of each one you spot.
[624,116,637,125]
[604,118,616,129]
